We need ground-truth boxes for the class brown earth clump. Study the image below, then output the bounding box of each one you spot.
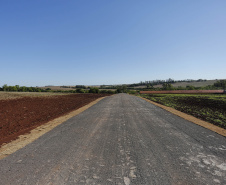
[0,94,110,146]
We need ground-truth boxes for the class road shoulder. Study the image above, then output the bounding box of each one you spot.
[139,96,226,137]
[0,97,106,160]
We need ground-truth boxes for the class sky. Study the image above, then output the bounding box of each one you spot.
[0,0,226,86]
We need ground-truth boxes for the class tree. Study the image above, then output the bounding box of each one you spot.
[10,86,18,91]
[214,80,226,90]
[89,87,99,93]
[147,84,153,89]
[162,83,174,90]
[76,85,86,89]
[20,86,27,92]
[186,85,195,90]
[76,88,85,93]
[3,84,8,91]
[116,85,127,93]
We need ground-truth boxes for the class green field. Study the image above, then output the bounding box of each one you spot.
[140,94,226,129]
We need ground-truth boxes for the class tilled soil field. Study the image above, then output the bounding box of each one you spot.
[0,94,109,146]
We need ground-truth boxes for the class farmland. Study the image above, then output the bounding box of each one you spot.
[140,93,226,129]
[152,79,220,88]
[0,93,110,146]
[0,91,68,100]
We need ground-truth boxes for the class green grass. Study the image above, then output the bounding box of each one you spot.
[140,94,226,129]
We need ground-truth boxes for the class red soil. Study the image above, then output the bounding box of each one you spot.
[140,90,225,94]
[0,94,110,146]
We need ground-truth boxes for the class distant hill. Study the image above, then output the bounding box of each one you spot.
[40,79,226,91]
[153,79,224,88]
[39,86,76,91]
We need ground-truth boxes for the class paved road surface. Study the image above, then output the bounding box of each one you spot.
[0,94,225,185]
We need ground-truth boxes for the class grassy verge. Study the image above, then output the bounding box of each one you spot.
[139,94,226,129]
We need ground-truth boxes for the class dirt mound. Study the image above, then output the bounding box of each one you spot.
[0,94,109,146]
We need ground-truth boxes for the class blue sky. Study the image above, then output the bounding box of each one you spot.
[1,0,225,86]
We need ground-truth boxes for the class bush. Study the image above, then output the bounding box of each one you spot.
[214,80,226,90]
[89,87,99,93]
[128,90,137,94]
[76,88,85,93]
[100,90,107,94]
[107,90,116,94]
[76,85,86,89]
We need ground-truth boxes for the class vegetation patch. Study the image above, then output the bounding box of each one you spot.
[140,94,226,129]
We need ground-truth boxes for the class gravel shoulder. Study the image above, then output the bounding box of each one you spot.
[0,97,105,160]
[139,96,226,136]
[0,94,225,184]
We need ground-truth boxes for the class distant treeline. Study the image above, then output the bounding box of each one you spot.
[100,78,215,89]
[0,85,44,92]
[132,80,226,91]
[116,80,226,93]
[141,80,226,91]
[1,80,225,94]
[128,78,207,87]
[59,85,88,89]
[0,85,116,94]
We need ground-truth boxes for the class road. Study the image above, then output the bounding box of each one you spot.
[0,93,225,185]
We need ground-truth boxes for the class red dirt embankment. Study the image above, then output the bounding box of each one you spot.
[140,90,225,94]
[0,94,109,146]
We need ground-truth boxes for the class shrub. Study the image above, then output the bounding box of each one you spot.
[89,87,99,93]
[76,88,85,93]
